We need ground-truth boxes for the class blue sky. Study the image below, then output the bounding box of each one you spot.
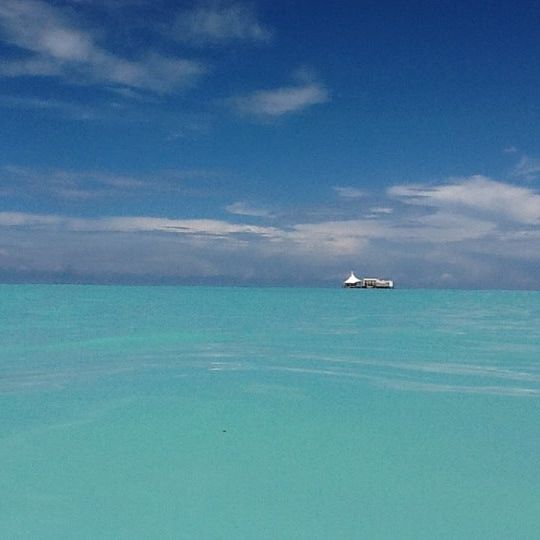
[1,0,540,287]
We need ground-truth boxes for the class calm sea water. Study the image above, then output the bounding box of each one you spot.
[1,285,539,539]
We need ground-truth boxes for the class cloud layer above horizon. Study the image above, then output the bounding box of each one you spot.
[1,169,540,287]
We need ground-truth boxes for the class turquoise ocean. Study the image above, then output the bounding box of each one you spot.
[1,285,539,539]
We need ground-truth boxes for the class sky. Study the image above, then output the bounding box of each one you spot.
[1,0,540,288]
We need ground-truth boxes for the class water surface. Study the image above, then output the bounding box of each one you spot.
[1,286,539,538]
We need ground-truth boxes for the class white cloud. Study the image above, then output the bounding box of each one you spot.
[2,174,540,287]
[0,212,61,228]
[287,220,371,256]
[0,213,372,257]
[333,186,365,199]
[171,1,272,45]
[411,211,495,242]
[231,82,329,117]
[0,212,280,238]
[289,213,495,246]
[0,0,205,92]
[389,175,540,224]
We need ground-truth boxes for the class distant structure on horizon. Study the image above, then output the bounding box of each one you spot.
[343,271,394,289]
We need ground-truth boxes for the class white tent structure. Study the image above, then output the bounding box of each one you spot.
[343,271,394,288]
[343,271,362,288]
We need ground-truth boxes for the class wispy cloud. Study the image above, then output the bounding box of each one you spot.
[171,1,272,46]
[0,166,145,200]
[0,0,205,92]
[230,71,329,118]
[0,165,221,200]
[0,94,109,120]
[333,186,365,199]
[225,201,272,217]
[512,155,540,181]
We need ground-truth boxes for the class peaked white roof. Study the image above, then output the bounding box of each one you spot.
[344,271,361,284]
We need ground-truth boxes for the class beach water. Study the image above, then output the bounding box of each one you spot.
[1,285,539,539]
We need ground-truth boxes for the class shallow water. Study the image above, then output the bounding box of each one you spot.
[1,285,539,539]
